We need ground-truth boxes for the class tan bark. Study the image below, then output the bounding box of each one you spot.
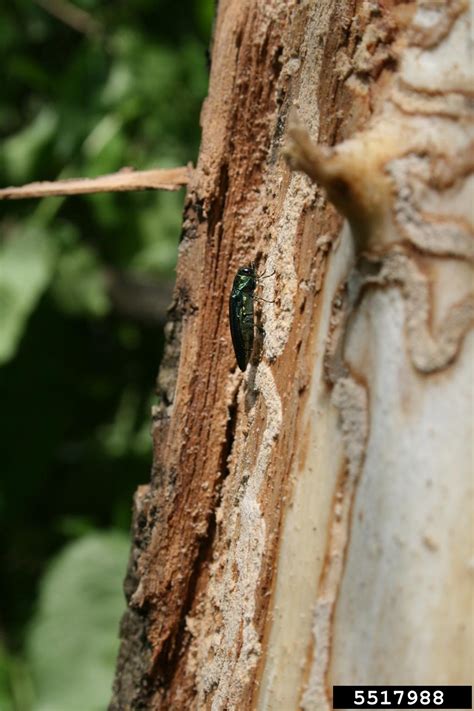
[111,1,473,709]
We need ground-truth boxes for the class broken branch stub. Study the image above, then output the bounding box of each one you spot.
[0,166,191,200]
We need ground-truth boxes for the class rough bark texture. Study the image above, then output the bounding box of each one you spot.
[111,1,473,709]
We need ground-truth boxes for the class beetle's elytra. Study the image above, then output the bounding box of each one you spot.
[229,265,257,371]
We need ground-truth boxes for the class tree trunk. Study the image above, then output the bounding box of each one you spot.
[111,1,473,709]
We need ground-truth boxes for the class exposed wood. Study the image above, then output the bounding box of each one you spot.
[0,166,190,200]
[111,1,473,709]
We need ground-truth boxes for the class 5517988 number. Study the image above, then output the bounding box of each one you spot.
[332,685,472,709]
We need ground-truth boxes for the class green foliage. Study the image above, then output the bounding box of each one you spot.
[0,0,212,343]
[0,0,212,708]
[0,643,16,711]
[131,190,184,272]
[2,108,58,185]
[27,532,130,711]
[0,644,34,711]
[52,239,110,318]
[0,223,57,364]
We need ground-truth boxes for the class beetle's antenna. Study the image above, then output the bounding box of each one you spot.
[256,268,275,280]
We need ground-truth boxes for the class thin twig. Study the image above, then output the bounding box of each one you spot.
[0,166,191,200]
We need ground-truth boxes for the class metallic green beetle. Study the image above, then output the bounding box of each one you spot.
[229,265,257,371]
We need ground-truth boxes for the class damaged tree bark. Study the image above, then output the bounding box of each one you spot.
[111,1,473,709]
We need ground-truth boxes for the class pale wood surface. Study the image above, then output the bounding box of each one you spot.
[110,2,474,709]
[0,166,190,200]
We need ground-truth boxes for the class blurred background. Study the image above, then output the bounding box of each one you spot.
[0,1,212,708]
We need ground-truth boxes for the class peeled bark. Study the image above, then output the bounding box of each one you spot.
[111,1,473,709]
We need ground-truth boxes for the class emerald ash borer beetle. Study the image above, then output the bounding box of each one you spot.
[229,265,257,371]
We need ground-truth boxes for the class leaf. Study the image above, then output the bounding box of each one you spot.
[0,224,57,364]
[0,642,34,711]
[27,532,129,711]
[98,386,141,458]
[1,108,58,184]
[131,190,183,273]
[51,242,110,318]
[0,643,14,711]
